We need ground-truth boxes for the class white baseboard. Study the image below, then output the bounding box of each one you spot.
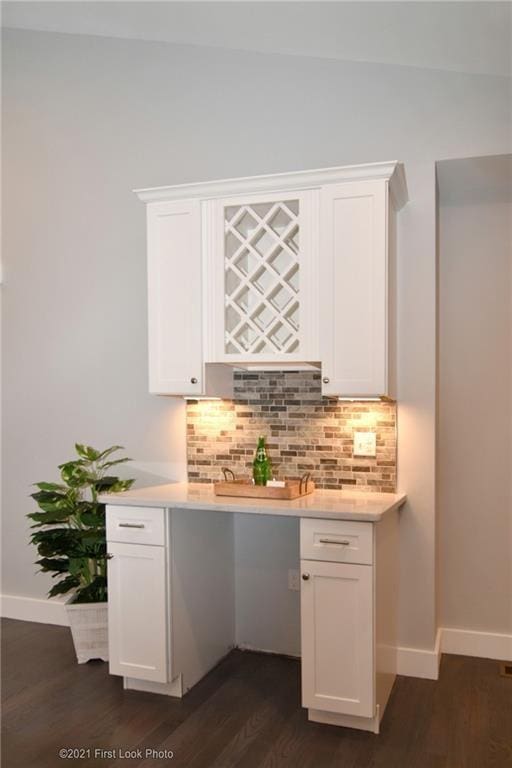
[440,627,512,662]
[3,596,511,667]
[396,629,441,680]
[1,594,69,626]
[396,626,512,679]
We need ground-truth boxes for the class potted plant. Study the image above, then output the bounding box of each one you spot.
[28,444,134,663]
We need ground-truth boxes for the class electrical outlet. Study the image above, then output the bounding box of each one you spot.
[353,431,377,457]
[288,569,300,591]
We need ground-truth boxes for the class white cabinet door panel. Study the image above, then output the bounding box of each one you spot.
[301,559,374,717]
[147,199,203,395]
[108,542,168,683]
[320,181,388,397]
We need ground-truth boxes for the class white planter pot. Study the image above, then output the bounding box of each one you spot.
[65,598,109,664]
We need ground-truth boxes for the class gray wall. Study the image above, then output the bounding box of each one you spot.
[438,159,511,633]
[2,28,510,651]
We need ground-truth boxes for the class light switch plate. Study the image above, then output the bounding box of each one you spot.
[353,431,377,457]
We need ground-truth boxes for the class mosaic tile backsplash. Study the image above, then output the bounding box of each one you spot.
[187,371,396,492]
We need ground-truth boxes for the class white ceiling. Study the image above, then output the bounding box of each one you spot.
[2,1,511,77]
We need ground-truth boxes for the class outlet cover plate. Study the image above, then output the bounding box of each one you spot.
[353,431,377,457]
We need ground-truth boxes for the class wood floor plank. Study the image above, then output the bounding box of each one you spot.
[2,619,512,768]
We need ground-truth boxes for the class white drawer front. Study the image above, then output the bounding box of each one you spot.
[106,505,166,546]
[300,519,373,565]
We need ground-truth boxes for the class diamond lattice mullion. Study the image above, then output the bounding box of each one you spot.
[225,225,256,267]
[251,202,283,227]
[248,294,288,331]
[225,299,269,350]
[224,311,248,353]
[236,245,276,291]
[225,205,259,230]
[225,261,254,299]
[264,224,300,264]
[225,221,269,266]
[277,201,299,221]
[250,205,296,245]
[252,290,299,343]
[225,239,270,289]
[260,271,299,307]
[255,320,284,352]
[264,312,296,342]
[268,263,300,296]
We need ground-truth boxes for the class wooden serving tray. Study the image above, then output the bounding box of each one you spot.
[214,477,315,500]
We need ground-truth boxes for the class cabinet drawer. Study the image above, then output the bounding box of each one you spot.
[300,519,373,565]
[106,505,166,546]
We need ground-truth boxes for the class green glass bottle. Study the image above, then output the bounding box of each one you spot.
[253,436,271,486]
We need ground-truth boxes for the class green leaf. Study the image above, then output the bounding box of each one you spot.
[31,489,68,503]
[100,457,132,471]
[95,477,135,494]
[73,576,108,604]
[79,512,105,527]
[115,479,135,492]
[80,533,106,549]
[75,444,101,461]
[96,445,124,462]
[93,476,119,492]
[48,575,80,598]
[59,462,89,488]
[31,528,83,557]
[36,557,70,574]
[28,510,71,525]
[30,492,72,514]
[34,481,67,492]
[68,557,89,577]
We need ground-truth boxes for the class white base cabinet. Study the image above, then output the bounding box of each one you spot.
[300,560,374,718]
[300,512,399,733]
[108,541,169,683]
[106,505,235,695]
[107,504,399,732]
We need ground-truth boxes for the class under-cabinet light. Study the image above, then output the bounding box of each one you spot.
[338,397,382,402]
[183,397,222,401]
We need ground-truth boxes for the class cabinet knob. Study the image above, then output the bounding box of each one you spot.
[190,377,198,384]
[323,377,330,384]
[302,573,310,581]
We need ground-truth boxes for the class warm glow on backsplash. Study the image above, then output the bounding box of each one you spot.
[187,372,396,492]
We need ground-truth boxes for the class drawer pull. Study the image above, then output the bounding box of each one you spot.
[118,522,145,529]
[319,538,351,546]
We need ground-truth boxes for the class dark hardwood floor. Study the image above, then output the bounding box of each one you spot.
[2,618,511,768]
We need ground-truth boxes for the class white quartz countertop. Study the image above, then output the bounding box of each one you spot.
[99,482,406,522]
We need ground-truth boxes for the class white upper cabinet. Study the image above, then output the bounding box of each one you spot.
[145,199,232,397]
[320,180,389,397]
[135,162,407,398]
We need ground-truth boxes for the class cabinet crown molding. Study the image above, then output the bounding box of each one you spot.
[134,161,408,210]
